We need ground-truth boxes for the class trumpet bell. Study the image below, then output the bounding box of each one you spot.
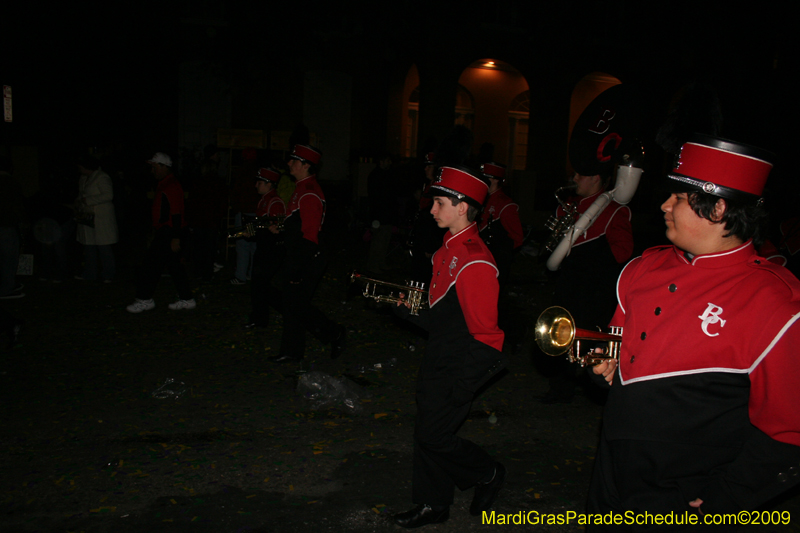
[535,306,576,356]
[534,305,623,366]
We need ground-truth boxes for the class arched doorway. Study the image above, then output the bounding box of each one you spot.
[401,64,420,159]
[457,58,530,166]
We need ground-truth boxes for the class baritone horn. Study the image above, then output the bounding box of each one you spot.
[534,306,622,366]
[350,271,428,316]
[543,184,579,253]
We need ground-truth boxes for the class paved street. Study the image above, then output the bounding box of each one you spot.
[2,240,798,532]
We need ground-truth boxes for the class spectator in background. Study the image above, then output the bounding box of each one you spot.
[126,152,194,313]
[0,156,26,300]
[74,155,118,283]
[367,153,398,273]
[187,146,227,283]
[30,169,76,283]
[228,147,261,285]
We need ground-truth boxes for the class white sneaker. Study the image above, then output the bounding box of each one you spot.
[168,299,196,310]
[127,299,155,313]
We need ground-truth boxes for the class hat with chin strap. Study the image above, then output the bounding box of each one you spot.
[667,135,774,205]
[256,167,281,184]
[480,162,507,182]
[288,144,322,166]
[426,165,489,209]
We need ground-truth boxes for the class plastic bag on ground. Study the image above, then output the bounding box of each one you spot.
[296,371,367,414]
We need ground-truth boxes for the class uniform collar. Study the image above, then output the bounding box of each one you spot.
[443,222,479,250]
[296,174,316,186]
[674,239,754,268]
[577,187,605,206]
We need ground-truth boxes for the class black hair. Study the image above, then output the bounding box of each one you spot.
[294,157,319,176]
[688,191,768,246]
[449,197,481,223]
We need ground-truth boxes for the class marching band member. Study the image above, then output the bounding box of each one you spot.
[541,167,634,404]
[268,145,346,363]
[244,167,285,330]
[589,136,800,528]
[392,165,507,528]
[408,152,447,284]
[542,84,637,404]
[478,162,523,284]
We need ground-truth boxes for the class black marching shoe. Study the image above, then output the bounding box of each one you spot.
[393,504,449,528]
[470,462,506,516]
[330,326,347,360]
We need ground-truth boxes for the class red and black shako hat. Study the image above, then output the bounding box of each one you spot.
[256,167,281,184]
[667,135,774,205]
[425,165,489,209]
[480,162,507,182]
[289,144,322,166]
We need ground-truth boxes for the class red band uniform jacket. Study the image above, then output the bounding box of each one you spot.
[398,224,507,395]
[255,189,286,246]
[479,189,524,281]
[282,175,325,280]
[256,189,286,219]
[479,189,524,250]
[597,241,800,515]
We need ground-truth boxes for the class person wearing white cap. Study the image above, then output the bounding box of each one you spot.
[126,153,195,313]
[392,165,507,527]
[587,136,800,527]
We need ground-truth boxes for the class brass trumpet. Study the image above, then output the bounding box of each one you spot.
[350,271,428,316]
[228,215,286,238]
[534,306,622,367]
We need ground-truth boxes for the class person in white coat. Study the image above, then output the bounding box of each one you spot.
[75,155,118,282]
